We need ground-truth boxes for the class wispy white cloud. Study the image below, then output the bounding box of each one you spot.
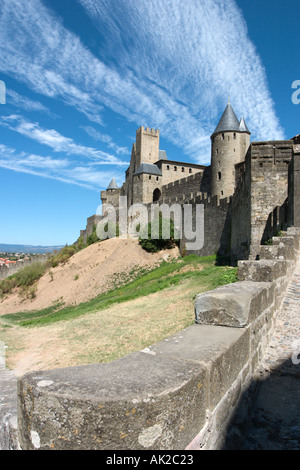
[0,0,285,168]
[6,89,54,115]
[0,115,128,166]
[0,143,124,190]
[81,126,129,155]
[78,0,285,152]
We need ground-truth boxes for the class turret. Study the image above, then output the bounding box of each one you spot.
[211,101,250,198]
[106,178,119,191]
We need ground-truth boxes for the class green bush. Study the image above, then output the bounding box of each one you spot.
[139,213,180,253]
[0,262,46,298]
[14,262,46,287]
[48,244,78,267]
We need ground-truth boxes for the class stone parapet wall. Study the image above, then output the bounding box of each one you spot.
[15,228,300,450]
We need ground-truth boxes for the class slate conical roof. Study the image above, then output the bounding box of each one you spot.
[212,103,240,136]
[239,116,251,134]
[107,178,118,190]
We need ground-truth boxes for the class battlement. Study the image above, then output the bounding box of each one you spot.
[160,192,231,209]
[161,171,205,201]
[137,126,160,136]
[251,141,293,165]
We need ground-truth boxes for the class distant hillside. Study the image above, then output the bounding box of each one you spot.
[0,243,64,254]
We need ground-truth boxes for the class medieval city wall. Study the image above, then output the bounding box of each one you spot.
[161,172,204,200]
[79,214,102,244]
[178,193,232,259]
[230,149,252,263]
[288,144,300,227]
[248,140,293,259]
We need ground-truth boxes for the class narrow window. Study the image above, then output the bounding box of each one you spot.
[181,167,185,172]
[189,168,192,174]
[218,172,222,180]
[149,175,151,180]
[234,133,236,140]
[174,166,177,171]
[156,176,159,181]
[167,165,170,170]
[222,133,225,140]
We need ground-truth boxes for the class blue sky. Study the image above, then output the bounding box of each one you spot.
[0,0,299,245]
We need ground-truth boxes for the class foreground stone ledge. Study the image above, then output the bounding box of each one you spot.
[237,259,287,283]
[194,281,272,328]
[17,325,245,451]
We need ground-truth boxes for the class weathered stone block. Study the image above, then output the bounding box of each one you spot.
[209,329,250,410]
[238,259,287,282]
[259,245,279,260]
[195,281,272,327]
[18,347,208,451]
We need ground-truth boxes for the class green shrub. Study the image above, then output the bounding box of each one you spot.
[14,262,46,287]
[47,244,78,267]
[139,213,180,253]
[0,262,45,298]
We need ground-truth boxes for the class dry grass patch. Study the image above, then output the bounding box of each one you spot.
[0,254,237,376]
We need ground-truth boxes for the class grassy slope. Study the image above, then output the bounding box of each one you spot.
[0,254,237,372]
[1,255,237,328]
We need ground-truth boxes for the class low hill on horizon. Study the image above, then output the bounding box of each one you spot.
[0,243,64,254]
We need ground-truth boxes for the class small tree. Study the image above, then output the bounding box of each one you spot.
[139,213,180,253]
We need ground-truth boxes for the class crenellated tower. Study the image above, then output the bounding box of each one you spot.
[135,126,160,168]
[211,101,251,198]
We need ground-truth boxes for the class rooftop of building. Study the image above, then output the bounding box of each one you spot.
[156,159,207,170]
[211,101,251,137]
[133,163,162,177]
[106,178,119,190]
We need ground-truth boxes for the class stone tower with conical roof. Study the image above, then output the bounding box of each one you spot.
[211,100,251,198]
